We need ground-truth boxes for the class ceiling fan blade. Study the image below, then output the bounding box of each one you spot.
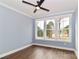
[33,9,37,13]
[38,0,45,6]
[22,0,36,7]
[40,7,49,12]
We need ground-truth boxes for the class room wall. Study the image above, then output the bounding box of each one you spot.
[33,11,76,49]
[75,10,78,55]
[0,5,33,54]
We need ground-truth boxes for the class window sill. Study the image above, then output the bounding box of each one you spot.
[36,38,71,43]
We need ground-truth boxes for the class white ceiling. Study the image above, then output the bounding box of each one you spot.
[0,0,77,19]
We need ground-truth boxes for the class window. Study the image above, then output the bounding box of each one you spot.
[46,20,56,39]
[35,20,44,39]
[35,14,72,42]
[59,17,70,41]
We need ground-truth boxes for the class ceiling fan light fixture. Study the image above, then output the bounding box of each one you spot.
[36,6,40,10]
[22,0,49,13]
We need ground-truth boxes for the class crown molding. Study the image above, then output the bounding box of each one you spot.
[0,2,33,19]
[35,10,75,19]
[0,2,76,20]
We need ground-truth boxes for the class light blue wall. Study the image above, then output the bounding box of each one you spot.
[0,4,77,55]
[33,11,76,49]
[75,10,78,52]
[0,6,33,54]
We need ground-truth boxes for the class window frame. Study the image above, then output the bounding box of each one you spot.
[35,14,72,42]
[56,14,72,42]
[35,20,45,40]
[44,18,57,40]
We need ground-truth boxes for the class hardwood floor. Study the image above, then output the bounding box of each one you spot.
[1,45,77,59]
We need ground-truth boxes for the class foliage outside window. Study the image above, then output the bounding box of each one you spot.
[59,17,69,40]
[36,20,44,39]
[46,20,56,39]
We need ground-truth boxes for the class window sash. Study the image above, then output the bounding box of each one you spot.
[35,20,44,39]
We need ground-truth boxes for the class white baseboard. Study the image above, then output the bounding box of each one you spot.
[0,44,32,58]
[0,43,76,58]
[33,43,78,58]
[74,50,78,59]
[32,43,75,51]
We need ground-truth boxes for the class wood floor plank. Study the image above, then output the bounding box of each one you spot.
[1,45,77,59]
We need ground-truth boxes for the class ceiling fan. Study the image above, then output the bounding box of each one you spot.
[22,0,50,13]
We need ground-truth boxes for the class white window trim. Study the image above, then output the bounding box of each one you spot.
[35,20,44,40]
[44,18,57,40]
[35,14,72,42]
